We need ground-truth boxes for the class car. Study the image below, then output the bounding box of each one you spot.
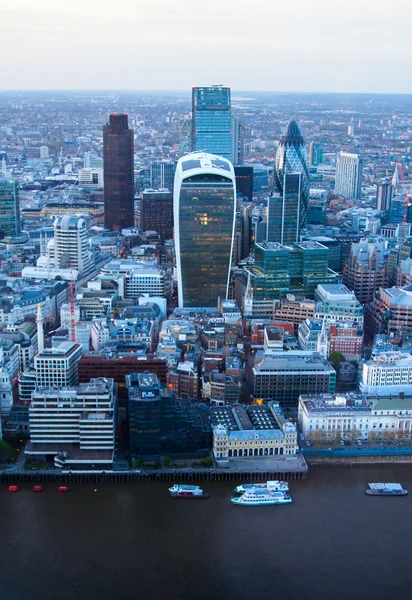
[306,441,312,447]
[340,440,345,446]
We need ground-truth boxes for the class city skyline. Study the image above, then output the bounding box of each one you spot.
[2,0,412,93]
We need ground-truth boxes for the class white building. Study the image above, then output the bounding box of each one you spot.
[53,214,94,276]
[78,168,103,188]
[101,260,172,299]
[40,146,49,159]
[298,392,412,441]
[360,352,412,395]
[34,342,83,388]
[335,152,363,200]
[0,366,13,416]
[26,378,116,468]
[315,283,364,327]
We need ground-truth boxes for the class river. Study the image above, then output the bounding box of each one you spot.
[1,465,412,600]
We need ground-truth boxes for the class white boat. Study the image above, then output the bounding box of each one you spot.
[234,480,289,494]
[231,489,292,506]
[168,484,209,498]
[366,483,408,496]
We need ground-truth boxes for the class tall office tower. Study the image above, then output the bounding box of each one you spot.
[267,172,302,244]
[180,118,192,156]
[40,145,49,159]
[234,166,253,202]
[392,165,400,194]
[34,342,83,388]
[191,86,232,160]
[150,161,176,192]
[231,116,243,166]
[174,153,236,308]
[103,113,134,231]
[334,152,363,200]
[136,189,173,242]
[376,182,393,212]
[308,142,323,166]
[273,120,310,232]
[84,151,103,169]
[0,178,22,239]
[343,238,387,303]
[389,196,407,224]
[53,215,94,276]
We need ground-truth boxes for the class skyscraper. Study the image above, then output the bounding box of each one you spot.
[376,182,393,212]
[0,178,22,240]
[191,86,232,160]
[53,215,94,276]
[334,152,363,200]
[136,189,173,242]
[103,113,134,231]
[231,115,243,166]
[180,118,192,156]
[308,142,323,166]
[267,172,302,244]
[174,153,236,307]
[150,161,176,192]
[273,121,310,232]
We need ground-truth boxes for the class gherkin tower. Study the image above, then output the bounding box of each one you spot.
[273,120,310,231]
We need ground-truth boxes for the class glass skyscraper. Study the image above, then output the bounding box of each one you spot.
[0,178,21,239]
[273,120,310,233]
[191,86,233,161]
[174,153,236,308]
[267,172,302,244]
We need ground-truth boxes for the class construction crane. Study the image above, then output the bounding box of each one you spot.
[70,262,76,343]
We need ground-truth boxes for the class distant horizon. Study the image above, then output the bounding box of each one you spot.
[2,89,412,97]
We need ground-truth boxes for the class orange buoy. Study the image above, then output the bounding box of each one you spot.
[33,485,43,492]
[58,486,69,493]
[8,485,18,492]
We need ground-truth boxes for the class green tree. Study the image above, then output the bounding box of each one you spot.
[328,351,346,374]
[163,456,171,467]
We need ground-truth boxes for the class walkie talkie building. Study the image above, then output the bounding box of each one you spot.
[174,153,236,308]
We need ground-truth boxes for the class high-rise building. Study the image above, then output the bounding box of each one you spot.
[376,182,393,212]
[136,189,173,242]
[273,121,310,232]
[149,161,176,192]
[103,113,134,231]
[343,238,387,303]
[40,145,49,159]
[231,115,243,166]
[191,86,232,160]
[34,342,83,388]
[174,153,236,308]
[0,178,21,239]
[234,166,253,202]
[179,117,192,156]
[52,215,94,276]
[267,172,302,244]
[334,152,363,200]
[308,142,323,166]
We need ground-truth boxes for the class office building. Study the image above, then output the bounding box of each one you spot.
[40,146,49,159]
[267,172,302,244]
[52,214,94,277]
[26,378,116,469]
[136,189,173,242]
[103,113,134,231]
[360,352,412,395]
[0,178,22,240]
[174,152,236,308]
[191,86,232,160]
[179,117,192,156]
[298,318,324,352]
[376,183,393,212]
[308,189,328,225]
[274,297,315,328]
[127,371,211,457]
[34,342,83,388]
[150,161,176,192]
[334,152,363,200]
[252,353,336,408]
[343,238,387,303]
[273,120,310,232]
[298,393,412,442]
[234,166,253,202]
[329,322,364,361]
[84,152,104,169]
[308,142,323,166]
[231,115,243,165]
[389,196,408,224]
[315,284,364,326]
[366,284,412,337]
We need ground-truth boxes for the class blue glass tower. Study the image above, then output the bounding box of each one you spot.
[0,178,21,239]
[192,86,232,161]
[273,120,310,232]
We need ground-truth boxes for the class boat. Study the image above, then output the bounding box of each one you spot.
[168,484,209,498]
[366,483,408,496]
[234,480,289,494]
[33,485,43,493]
[8,485,18,493]
[231,489,292,506]
[58,486,69,493]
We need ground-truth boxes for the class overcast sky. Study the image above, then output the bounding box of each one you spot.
[1,0,411,93]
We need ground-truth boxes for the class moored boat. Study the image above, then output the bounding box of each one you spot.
[231,489,292,506]
[33,485,43,493]
[234,480,289,494]
[8,485,18,493]
[168,484,209,498]
[366,483,408,496]
[58,486,69,493]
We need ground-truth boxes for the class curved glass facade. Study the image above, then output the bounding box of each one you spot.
[175,155,236,308]
[273,121,309,230]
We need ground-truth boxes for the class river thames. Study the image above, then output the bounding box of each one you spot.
[1,465,412,600]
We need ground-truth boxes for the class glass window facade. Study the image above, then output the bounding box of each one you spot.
[178,175,235,307]
[0,178,21,238]
[192,87,232,160]
[267,173,301,244]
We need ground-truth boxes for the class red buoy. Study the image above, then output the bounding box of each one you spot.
[8,485,18,492]
[58,486,68,493]
[33,485,43,493]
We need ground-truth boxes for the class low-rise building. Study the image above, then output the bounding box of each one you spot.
[360,352,412,395]
[315,283,364,327]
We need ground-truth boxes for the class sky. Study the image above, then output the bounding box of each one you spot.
[1,0,412,93]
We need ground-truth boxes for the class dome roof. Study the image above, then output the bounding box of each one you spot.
[279,120,305,146]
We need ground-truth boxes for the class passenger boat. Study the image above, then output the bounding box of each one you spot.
[366,483,408,496]
[168,484,209,499]
[33,485,43,493]
[8,485,18,492]
[231,489,292,506]
[234,480,289,494]
[58,486,69,493]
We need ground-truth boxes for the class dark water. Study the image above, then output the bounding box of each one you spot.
[1,466,412,600]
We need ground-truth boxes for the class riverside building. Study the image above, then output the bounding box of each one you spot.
[360,352,412,395]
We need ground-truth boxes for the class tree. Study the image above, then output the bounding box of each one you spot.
[163,456,171,467]
[368,431,377,444]
[0,440,15,463]
[328,351,346,374]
